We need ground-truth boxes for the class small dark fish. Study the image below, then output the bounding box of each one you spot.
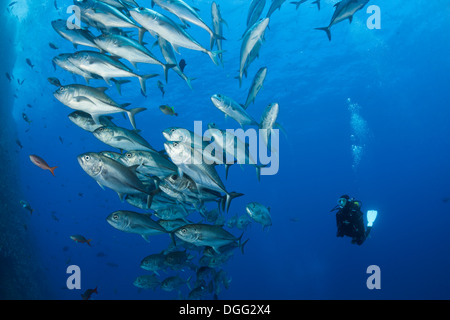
[5,72,11,82]
[49,42,59,50]
[54,0,58,10]
[78,192,84,197]
[18,78,25,85]
[179,59,187,73]
[81,287,98,300]
[47,77,62,87]
[96,252,106,258]
[443,197,450,203]
[16,139,23,149]
[157,80,165,97]
[9,1,17,7]
[59,136,64,144]
[22,113,32,124]
[106,262,118,268]
[20,200,33,214]
[51,212,59,222]
[26,58,34,69]
[26,104,32,108]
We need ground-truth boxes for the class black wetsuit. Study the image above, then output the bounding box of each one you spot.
[335,200,371,245]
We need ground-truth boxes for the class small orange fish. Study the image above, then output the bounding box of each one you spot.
[70,235,92,246]
[29,154,57,176]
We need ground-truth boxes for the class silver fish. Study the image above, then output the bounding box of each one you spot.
[54,84,145,129]
[164,141,243,211]
[119,150,178,179]
[246,202,272,230]
[156,36,195,89]
[245,0,266,35]
[93,126,155,152]
[51,19,98,49]
[74,0,146,42]
[152,0,220,48]
[67,50,158,95]
[93,33,175,82]
[266,0,287,18]
[260,102,280,151]
[140,252,167,275]
[77,152,155,203]
[68,110,117,132]
[211,93,259,128]
[106,210,167,241]
[211,1,226,65]
[315,0,370,41]
[133,274,160,290]
[129,7,221,65]
[239,18,269,87]
[244,67,267,109]
[173,224,244,254]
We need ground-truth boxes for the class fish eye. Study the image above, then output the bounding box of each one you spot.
[84,155,90,161]
[113,214,119,220]
[170,128,175,133]
[180,228,186,234]
[126,153,132,158]
[171,175,178,180]
[173,142,178,147]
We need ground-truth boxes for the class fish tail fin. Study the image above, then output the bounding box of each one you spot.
[126,107,147,130]
[239,237,249,255]
[225,191,244,213]
[93,287,98,294]
[138,74,159,95]
[87,239,92,247]
[254,164,268,182]
[207,50,224,66]
[163,64,176,83]
[315,27,331,41]
[49,166,58,176]
[138,27,146,45]
[290,1,301,10]
[174,113,178,116]
[185,77,196,90]
[111,79,131,95]
[210,33,225,49]
[312,0,320,10]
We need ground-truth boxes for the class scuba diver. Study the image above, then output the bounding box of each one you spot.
[330,195,377,245]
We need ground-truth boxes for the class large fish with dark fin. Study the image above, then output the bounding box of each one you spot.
[238,18,269,87]
[315,0,370,41]
[67,51,158,95]
[54,84,145,129]
[151,0,223,51]
[129,7,222,66]
[78,152,156,206]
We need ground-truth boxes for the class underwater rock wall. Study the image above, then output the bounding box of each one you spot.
[0,9,46,300]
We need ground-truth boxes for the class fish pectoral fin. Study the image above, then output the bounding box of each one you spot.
[117,192,126,202]
[75,96,95,104]
[97,181,105,190]
[141,234,151,242]
[113,136,133,143]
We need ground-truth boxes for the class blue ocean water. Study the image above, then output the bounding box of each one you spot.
[1,0,450,300]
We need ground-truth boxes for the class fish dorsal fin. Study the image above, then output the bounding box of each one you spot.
[96,87,109,93]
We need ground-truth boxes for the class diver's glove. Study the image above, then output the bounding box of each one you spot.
[367,210,378,228]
